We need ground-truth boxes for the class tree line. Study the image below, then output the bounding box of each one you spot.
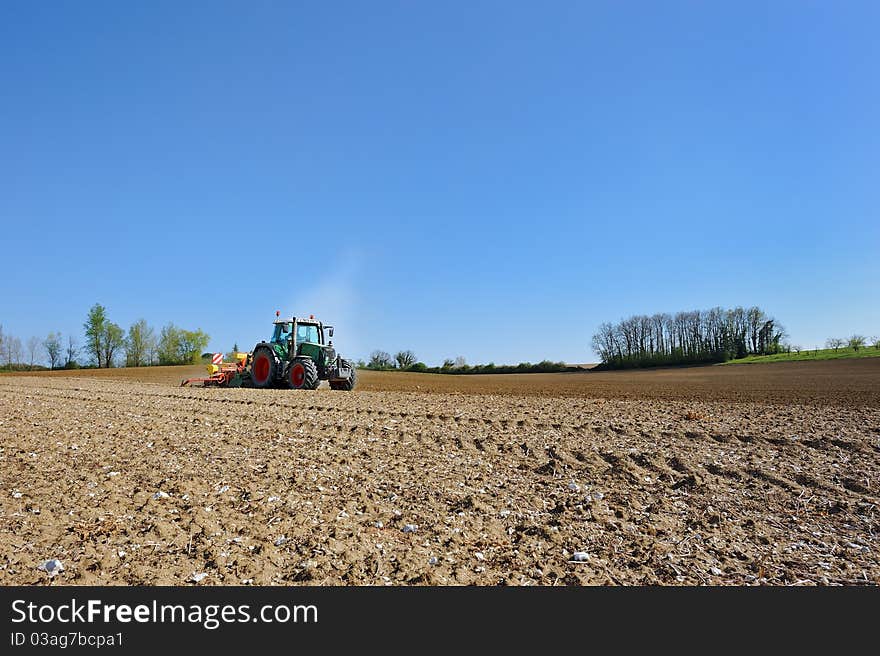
[360,350,571,374]
[825,335,875,352]
[591,306,789,369]
[0,303,209,370]
[3,306,877,373]
[0,326,63,371]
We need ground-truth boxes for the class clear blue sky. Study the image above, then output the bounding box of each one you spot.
[2,1,878,365]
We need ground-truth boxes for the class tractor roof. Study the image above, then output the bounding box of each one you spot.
[273,316,321,325]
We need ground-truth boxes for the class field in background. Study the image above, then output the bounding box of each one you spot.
[719,345,880,365]
[9,358,880,406]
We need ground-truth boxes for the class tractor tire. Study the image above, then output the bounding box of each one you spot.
[286,357,320,390]
[251,346,278,389]
[330,360,358,391]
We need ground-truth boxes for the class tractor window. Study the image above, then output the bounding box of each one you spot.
[296,324,320,344]
[272,322,291,343]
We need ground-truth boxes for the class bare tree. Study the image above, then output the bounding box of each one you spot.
[394,350,417,370]
[825,337,845,351]
[368,350,394,369]
[746,307,765,355]
[4,335,22,367]
[147,338,158,366]
[792,344,802,355]
[872,335,880,349]
[591,322,618,363]
[12,336,22,366]
[43,332,63,370]
[454,356,467,368]
[26,336,40,369]
[848,335,866,351]
[66,335,79,368]
[727,307,748,358]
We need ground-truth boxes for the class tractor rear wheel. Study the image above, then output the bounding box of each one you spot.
[286,358,319,390]
[330,359,358,391]
[251,346,278,389]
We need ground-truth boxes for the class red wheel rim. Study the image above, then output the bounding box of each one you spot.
[254,354,270,383]
[291,363,305,387]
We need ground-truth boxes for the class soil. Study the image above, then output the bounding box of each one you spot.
[1,359,878,586]
[17,357,880,406]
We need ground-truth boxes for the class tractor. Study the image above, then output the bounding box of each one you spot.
[249,312,358,391]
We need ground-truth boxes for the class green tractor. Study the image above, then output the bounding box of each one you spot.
[249,312,358,391]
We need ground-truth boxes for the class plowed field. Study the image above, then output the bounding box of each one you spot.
[2,359,878,585]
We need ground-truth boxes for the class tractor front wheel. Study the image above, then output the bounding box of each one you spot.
[251,347,278,389]
[286,358,319,390]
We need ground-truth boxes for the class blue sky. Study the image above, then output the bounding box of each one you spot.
[2,1,878,365]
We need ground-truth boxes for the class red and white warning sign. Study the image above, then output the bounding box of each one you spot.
[212,353,223,365]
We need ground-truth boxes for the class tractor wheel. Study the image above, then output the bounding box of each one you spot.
[286,358,319,390]
[251,346,278,389]
[330,359,358,391]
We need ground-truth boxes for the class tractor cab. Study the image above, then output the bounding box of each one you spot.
[270,315,335,359]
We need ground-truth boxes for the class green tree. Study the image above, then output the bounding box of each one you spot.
[82,304,124,368]
[179,329,210,364]
[158,324,209,365]
[84,303,108,367]
[101,322,125,368]
[43,332,63,370]
[125,319,155,367]
[158,324,182,365]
